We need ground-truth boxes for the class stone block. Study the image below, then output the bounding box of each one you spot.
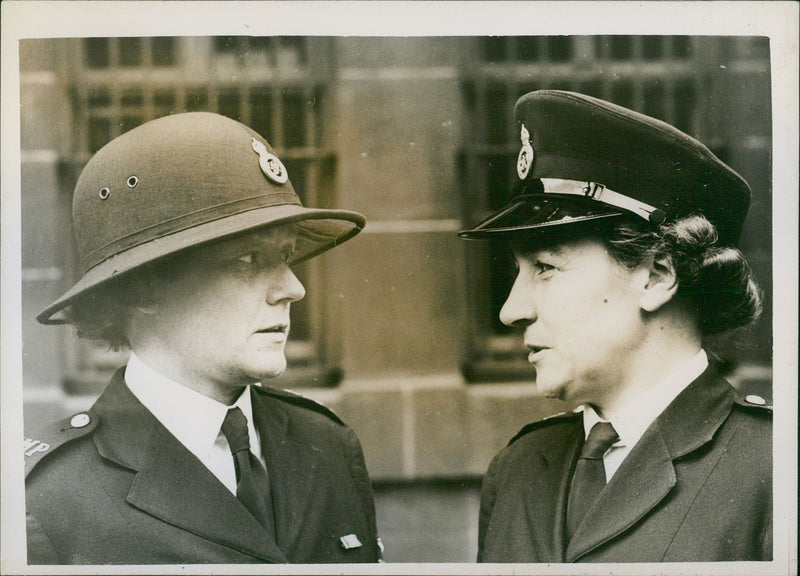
[337,37,465,69]
[22,281,71,392]
[328,232,467,378]
[373,480,480,562]
[466,384,567,474]
[21,160,70,270]
[334,75,460,220]
[20,80,71,152]
[411,385,470,477]
[19,39,68,72]
[336,386,406,480]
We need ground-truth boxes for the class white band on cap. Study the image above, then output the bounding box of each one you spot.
[540,178,659,221]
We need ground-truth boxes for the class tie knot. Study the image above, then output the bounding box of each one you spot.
[221,407,250,454]
[580,421,618,459]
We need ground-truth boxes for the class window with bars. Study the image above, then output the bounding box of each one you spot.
[63,36,340,393]
[458,36,707,382]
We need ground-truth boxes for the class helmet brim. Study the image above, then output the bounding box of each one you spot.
[38,204,364,325]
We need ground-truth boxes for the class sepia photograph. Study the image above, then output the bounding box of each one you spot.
[2,2,797,575]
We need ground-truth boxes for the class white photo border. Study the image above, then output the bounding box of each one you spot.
[2,2,797,575]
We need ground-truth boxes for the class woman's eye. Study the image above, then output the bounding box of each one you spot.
[535,261,556,274]
[228,245,295,269]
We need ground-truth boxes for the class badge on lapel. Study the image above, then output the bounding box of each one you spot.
[339,533,362,550]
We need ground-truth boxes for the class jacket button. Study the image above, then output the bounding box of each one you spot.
[744,394,766,406]
[70,413,91,428]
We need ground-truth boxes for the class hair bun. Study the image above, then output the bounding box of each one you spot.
[695,247,763,335]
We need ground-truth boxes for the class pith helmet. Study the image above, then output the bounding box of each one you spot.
[38,112,365,324]
[459,90,751,246]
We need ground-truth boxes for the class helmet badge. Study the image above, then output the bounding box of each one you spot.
[251,138,289,185]
[517,124,534,180]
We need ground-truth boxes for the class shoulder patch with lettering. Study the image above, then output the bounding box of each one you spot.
[25,411,99,478]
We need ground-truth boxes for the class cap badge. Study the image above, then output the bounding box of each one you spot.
[517,124,534,180]
[251,138,289,185]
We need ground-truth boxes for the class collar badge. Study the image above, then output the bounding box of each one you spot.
[339,533,362,550]
[251,138,289,185]
[517,124,534,180]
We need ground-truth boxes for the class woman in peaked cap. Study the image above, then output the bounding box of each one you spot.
[25,112,382,565]
[461,90,770,563]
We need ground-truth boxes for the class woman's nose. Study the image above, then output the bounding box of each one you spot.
[267,265,306,305]
[499,277,536,327]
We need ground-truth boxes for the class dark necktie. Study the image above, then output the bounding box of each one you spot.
[221,407,276,539]
[565,421,619,541]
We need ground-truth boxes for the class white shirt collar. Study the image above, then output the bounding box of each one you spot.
[124,352,261,462]
[582,349,709,448]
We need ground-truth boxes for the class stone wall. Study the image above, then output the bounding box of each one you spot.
[18,34,774,563]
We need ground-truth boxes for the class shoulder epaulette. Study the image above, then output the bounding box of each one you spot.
[508,410,581,446]
[257,387,345,426]
[733,392,773,414]
[24,411,99,478]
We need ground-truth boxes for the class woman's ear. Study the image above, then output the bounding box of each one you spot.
[640,254,679,312]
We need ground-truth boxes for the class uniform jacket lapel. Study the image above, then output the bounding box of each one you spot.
[565,366,736,562]
[523,416,583,562]
[250,387,321,555]
[91,371,286,563]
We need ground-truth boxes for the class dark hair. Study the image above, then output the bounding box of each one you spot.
[604,213,763,335]
[62,261,172,350]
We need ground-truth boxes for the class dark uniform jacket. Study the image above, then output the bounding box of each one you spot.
[478,366,772,563]
[25,369,381,564]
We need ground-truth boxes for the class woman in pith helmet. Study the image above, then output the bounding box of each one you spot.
[25,112,382,565]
